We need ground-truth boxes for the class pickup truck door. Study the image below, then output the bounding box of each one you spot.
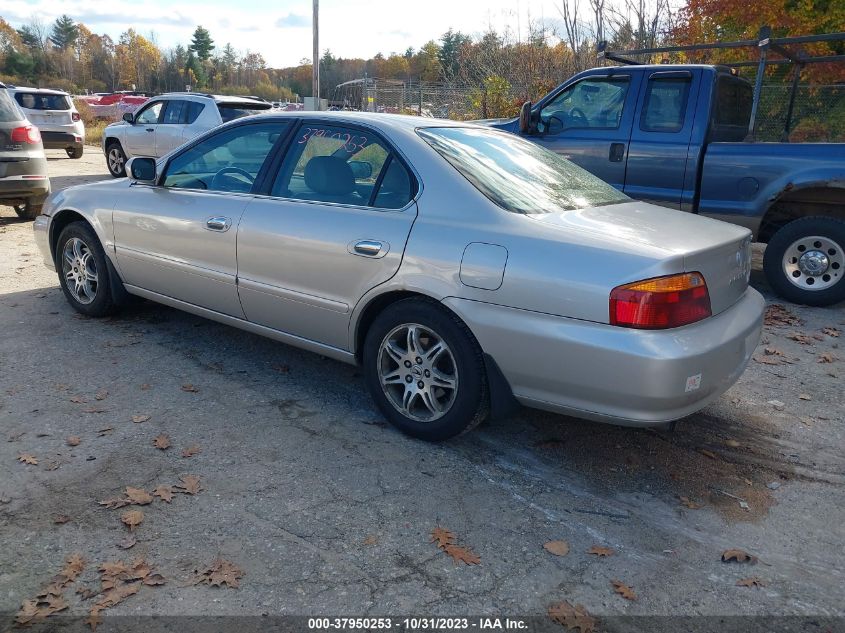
[124,100,163,157]
[154,100,189,156]
[527,73,641,190]
[624,70,701,209]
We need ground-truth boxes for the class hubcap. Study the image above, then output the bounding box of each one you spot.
[378,323,458,423]
[109,149,124,173]
[62,237,98,304]
[782,235,843,291]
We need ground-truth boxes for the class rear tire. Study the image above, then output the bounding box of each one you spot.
[56,222,118,317]
[763,216,845,307]
[106,141,126,177]
[13,198,44,221]
[66,146,84,159]
[363,298,489,441]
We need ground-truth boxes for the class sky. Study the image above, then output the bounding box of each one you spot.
[2,0,575,67]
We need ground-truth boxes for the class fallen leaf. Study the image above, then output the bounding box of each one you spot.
[799,394,811,401]
[548,601,596,633]
[721,549,758,564]
[131,415,150,424]
[117,536,137,550]
[611,579,637,600]
[194,558,244,588]
[176,475,202,495]
[70,395,87,404]
[13,554,83,626]
[443,544,481,565]
[152,485,174,503]
[822,327,840,338]
[818,353,837,364]
[430,526,456,549]
[18,453,38,465]
[786,332,814,344]
[140,383,151,391]
[543,540,570,556]
[143,573,166,586]
[181,384,199,393]
[96,426,113,436]
[678,496,701,509]
[736,576,767,587]
[95,389,109,401]
[53,514,71,525]
[121,510,144,531]
[725,439,741,448]
[362,535,378,546]
[754,355,784,365]
[764,304,802,327]
[66,436,81,446]
[99,497,130,509]
[181,445,201,458]
[153,434,171,450]
[125,487,153,505]
[587,545,614,557]
[763,347,784,356]
[699,449,717,460]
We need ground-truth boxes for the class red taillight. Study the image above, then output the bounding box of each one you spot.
[10,125,41,144]
[72,112,81,122]
[610,272,712,329]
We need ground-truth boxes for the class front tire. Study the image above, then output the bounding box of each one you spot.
[106,142,126,177]
[56,222,118,317]
[363,298,489,441]
[763,216,845,307]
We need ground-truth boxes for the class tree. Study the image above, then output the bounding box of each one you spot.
[189,25,215,61]
[50,14,78,50]
[438,29,471,79]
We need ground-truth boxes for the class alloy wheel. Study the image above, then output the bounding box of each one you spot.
[62,237,99,304]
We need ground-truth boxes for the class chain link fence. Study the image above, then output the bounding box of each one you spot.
[331,77,845,142]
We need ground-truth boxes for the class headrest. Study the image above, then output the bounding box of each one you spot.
[304,156,355,196]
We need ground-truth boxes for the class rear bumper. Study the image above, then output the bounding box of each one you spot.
[443,289,764,426]
[41,130,84,149]
[0,174,50,201]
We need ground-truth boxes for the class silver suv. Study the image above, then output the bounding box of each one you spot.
[102,93,271,177]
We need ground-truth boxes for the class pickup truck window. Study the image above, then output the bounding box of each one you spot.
[539,77,630,134]
[640,76,691,133]
[419,126,629,215]
[714,76,752,128]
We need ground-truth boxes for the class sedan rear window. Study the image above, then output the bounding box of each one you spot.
[217,102,272,123]
[0,90,24,122]
[418,127,629,214]
[14,92,71,110]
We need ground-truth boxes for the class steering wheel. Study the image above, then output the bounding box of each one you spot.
[568,107,588,127]
[210,166,255,191]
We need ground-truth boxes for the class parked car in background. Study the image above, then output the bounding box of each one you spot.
[102,93,272,177]
[35,112,762,441]
[484,65,845,306]
[7,87,85,158]
[0,85,49,219]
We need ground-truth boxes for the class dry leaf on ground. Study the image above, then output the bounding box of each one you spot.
[787,332,814,344]
[117,536,137,550]
[153,434,171,450]
[443,544,481,565]
[152,485,174,503]
[430,527,456,549]
[548,601,596,633]
[121,510,144,531]
[700,449,718,459]
[544,540,570,556]
[764,304,802,327]
[799,393,812,401]
[721,549,758,564]
[85,406,108,413]
[181,445,201,458]
[181,384,199,393]
[96,426,113,435]
[89,558,163,623]
[678,496,701,509]
[611,580,637,600]
[587,545,614,557]
[66,436,81,446]
[736,576,767,587]
[362,535,378,546]
[13,554,84,626]
[140,383,151,391]
[53,514,71,525]
[125,487,153,505]
[822,327,840,338]
[99,497,130,509]
[95,389,108,401]
[176,475,202,495]
[18,453,38,465]
[70,395,87,404]
[194,558,244,588]
[818,353,837,364]
[131,415,150,424]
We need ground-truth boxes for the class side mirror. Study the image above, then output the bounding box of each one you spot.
[127,157,157,183]
[122,112,134,124]
[519,101,534,134]
[348,160,373,180]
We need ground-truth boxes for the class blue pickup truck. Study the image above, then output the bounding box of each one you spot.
[483,64,845,306]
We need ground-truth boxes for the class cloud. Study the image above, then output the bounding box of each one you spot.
[276,13,310,28]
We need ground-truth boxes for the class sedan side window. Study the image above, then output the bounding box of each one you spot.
[539,77,630,134]
[135,101,163,125]
[273,124,411,208]
[161,122,288,193]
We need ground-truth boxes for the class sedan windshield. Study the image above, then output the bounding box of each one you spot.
[418,126,629,214]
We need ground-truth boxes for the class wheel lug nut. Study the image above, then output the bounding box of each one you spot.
[404,360,412,368]
[424,370,430,377]
[405,375,412,383]
[415,357,422,364]
[417,381,424,389]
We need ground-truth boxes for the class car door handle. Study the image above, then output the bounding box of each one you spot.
[609,142,625,162]
[146,128,154,132]
[350,240,387,258]
[205,217,232,232]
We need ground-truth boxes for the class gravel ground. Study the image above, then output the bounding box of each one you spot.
[0,149,843,631]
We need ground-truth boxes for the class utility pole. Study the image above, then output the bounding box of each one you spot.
[312,0,320,108]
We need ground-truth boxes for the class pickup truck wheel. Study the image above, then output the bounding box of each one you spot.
[56,222,118,317]
[764,216,845,307]
[363,298,489,441]
[106,142,126,177]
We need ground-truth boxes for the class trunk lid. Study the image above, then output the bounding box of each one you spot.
[528,201,752,316]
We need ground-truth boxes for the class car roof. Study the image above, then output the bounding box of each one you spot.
[8,87,70,96]
[254,110,480,132]
[158,92,269,105]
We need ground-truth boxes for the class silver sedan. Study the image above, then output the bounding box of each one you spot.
[33,112,764,441]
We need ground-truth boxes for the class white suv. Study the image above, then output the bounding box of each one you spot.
[8,87,85,158]
[102,93,272,177]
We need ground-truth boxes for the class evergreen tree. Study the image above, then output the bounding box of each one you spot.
[189,26,215,61]
[50,15,78,49]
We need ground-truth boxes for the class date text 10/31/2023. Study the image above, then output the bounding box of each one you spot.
[308,618,529,630]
